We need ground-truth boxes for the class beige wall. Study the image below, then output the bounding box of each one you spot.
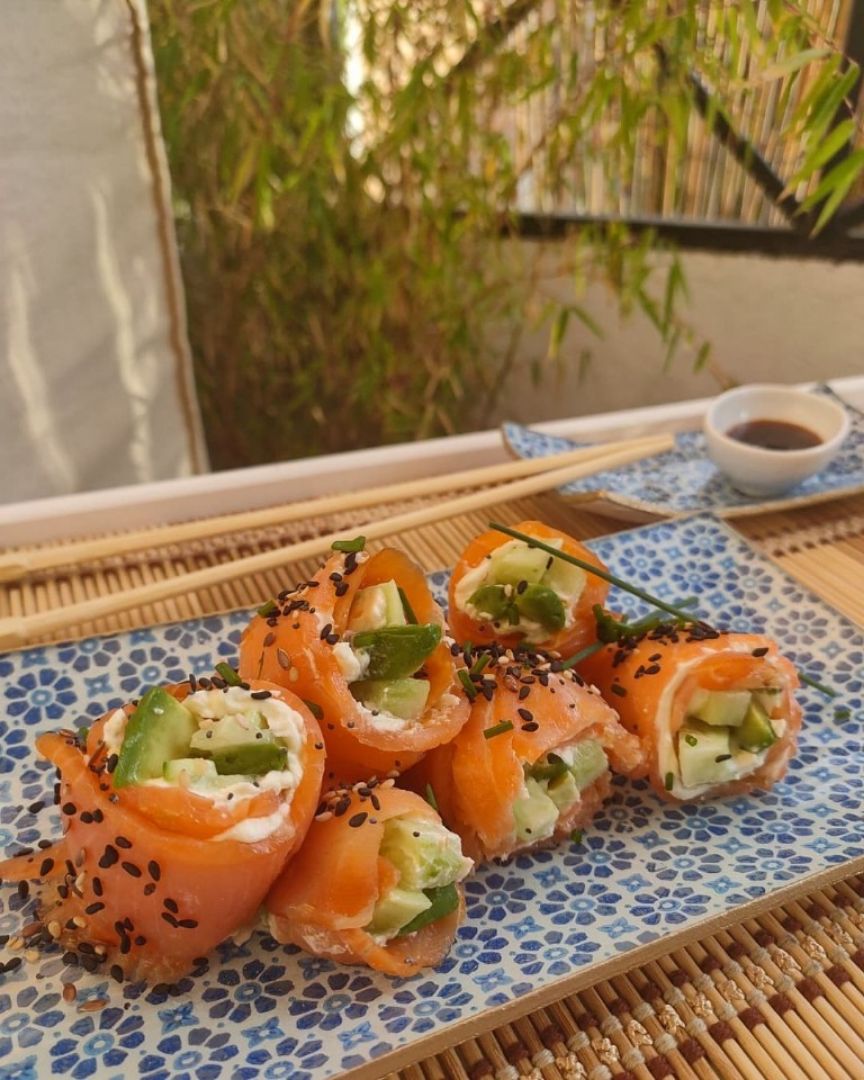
[494,247,864,426]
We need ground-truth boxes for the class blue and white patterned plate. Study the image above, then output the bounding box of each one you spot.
[2,514,863,1080]
[504,385,864,520]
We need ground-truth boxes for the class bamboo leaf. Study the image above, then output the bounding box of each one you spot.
[694,342,712,372]
[809,150,864,234]
[548,308,570,360]
[760,48,831,81]
[783,118,856,193]
[799,149,864,214]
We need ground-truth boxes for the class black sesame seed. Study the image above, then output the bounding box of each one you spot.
[93,877,103,896]
[134,935,146,946]
[250,690,272,700]
[517,708,534,723]
[752,647,769,657]
[79,811,93,824]
[161,912,179,928]
[106,754,119,774]
[522,721,539,732]
[178,919,198,929]
[119,937,131,955]
[98,846,118,869]
[39,858,54,876]
[92,809,104,823]
[348,812,367,828]
[164,898,179,913]
[111,964,125,982]
[61,803,77,816]
[715,754,732,763]
[17,881,29,899]
[143,883,157,897]
[115,836,132,850]
[121,862,142,878]
[148,860,161,882]
[85,902,105,915]
[611,684,627,697]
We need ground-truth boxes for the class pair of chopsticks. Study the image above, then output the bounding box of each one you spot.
[0,432,672,650]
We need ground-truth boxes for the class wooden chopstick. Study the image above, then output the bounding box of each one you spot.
[0,434,670,584]
[0,432,673,650]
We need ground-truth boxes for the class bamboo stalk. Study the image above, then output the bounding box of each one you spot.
[0,434,672,584]
[0,435,673,651]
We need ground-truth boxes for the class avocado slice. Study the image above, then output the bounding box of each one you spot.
[734,699,778,753]
[467,583,513,621]
[113,688,198,788]
[163,757,218,784]
[488,544,550,587]
[688,689,751,727]
[348,580,407,633]
[396,883,460,937]
[351,678,430,720]
[366,886,432,936]
[512,777,559,843]
[378,817,470,890]
[515,584,566,631]
[677,722,737,788]
[189,713,287,776]
[352,624,442,679]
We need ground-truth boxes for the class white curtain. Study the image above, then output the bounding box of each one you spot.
[0,0,207,504]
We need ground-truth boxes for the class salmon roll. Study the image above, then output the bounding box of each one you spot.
[579,623,802,802]
[239,540,470,786]
[0,678,325,982]
[267,785,472,976]
[410,643,643,862]
[448,520,609,657]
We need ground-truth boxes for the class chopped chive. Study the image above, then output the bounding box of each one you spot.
[664,771,674,791]
[458,670,478,701]
[570,829,583,845]
[215,662,242,686]
[301,698,324,721]
[462,641,474,666]
[835,707,851,721]
[489,523,699,623]
[257,599,278,617]
[470,654,491,677]
[483,720,514,740]
[800,673,837,698]
[684,734,698,747]
[560,641,605,671]
[425,784,439,812]
[397,586,418,624]
[331,536,366,553]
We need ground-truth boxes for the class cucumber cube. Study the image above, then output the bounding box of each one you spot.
[163,758,218,784]
[688,690,751,727]
[488,544,550,587]
[379,817,470,889]
[366,886,431,936]
[512,777,559,843]
[347,580,407,632]
[677,722,737,788]
[352,678,430,720]
[566,739,608,790]
[542,558,586,599]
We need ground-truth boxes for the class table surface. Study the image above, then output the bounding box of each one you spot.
[3,397,864,1080]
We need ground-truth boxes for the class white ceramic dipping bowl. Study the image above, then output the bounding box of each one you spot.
[704,384,850,496]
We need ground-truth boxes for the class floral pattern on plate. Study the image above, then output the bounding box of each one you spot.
[503,384,864,517]
[1,513,862,1080]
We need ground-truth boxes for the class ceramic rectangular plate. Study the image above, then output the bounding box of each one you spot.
[1,514,862,1080]
[503,384,864,521]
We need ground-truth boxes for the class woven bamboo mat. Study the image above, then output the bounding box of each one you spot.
[3,485,864,1079]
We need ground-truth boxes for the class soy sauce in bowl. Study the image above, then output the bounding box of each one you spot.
[726,418,822,452]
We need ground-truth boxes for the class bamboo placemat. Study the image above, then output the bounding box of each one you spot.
[3,485,864,1079]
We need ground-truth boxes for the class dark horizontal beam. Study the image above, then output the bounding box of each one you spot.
[510,211,864,261]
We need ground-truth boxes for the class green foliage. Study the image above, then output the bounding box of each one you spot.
[150,1,863,468]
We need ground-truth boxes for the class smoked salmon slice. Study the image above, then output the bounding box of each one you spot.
[267,785,470,976]
[407,642,643,861]
[579,624,802,801]
[239,545,470,786]
[0,680,325,982]
[448,520,609,657]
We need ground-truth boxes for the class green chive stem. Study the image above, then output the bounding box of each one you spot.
[215,662,242,686]
[800,673,837,698]
[483,720,514,740]
[331,536,366,553]
[458,669,478,700]
[425,783,439,811]
[559,598,699,671]
[257,599,277,617]
[470,653,491,677]
[488,523,699,623]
